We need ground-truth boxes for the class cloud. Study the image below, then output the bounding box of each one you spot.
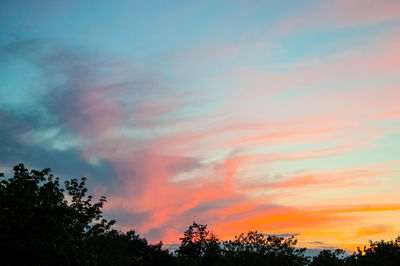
[0,109,120,193]
[306,241,325,245]
[1,39,185,200]
[262,233,300,238]
[356,225,393,237]
[240,168,383,191]
[1,24,399,250]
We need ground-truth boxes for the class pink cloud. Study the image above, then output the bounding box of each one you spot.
[47,18,400,248]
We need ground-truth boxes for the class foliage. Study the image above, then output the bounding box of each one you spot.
[175,221,220,265]
[0,163,112,265]
[222,231,309,265]
[345,236,400,266]
[86,229,174,266]
[0,163,172,266]
[310,249,346,266]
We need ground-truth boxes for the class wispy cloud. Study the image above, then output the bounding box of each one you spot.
[1,1,400,250]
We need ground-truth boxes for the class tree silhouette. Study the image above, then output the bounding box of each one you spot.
[0,163,115,265]
[86,229,174,266]
[222,231,309,266]
[176,221,219,259]
[345,236,400,266]
[310,249,346,266]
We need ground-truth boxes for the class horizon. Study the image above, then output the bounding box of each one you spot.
[1,0,399,252]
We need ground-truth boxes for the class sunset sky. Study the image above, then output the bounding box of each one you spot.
[1,0,400,251]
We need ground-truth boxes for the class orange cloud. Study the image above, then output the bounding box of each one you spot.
[356,225,393,237]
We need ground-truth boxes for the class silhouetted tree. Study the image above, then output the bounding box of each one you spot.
[345,236,400,266]
[0,163,175,266]
[0,163,115,265]
[310,249,346,266]
[86,229,175,266]
[176,221,220,265]
[222,231,309,266]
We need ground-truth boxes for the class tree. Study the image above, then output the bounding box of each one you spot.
[176,221,219,259]
[0,163,115,265]
[86,229,175,266]
[345,236,400,266]
[310,249,346,266]
[222,231,309,266]
[0,163,176,266]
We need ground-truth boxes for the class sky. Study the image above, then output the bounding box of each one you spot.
[1,0,400,251]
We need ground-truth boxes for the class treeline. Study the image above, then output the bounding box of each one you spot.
[1,164,399,266]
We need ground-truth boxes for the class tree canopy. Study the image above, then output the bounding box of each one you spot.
[0,163,172,266]
[222,231,309,266]
[0,164,113,265]
[176,221,219,258]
